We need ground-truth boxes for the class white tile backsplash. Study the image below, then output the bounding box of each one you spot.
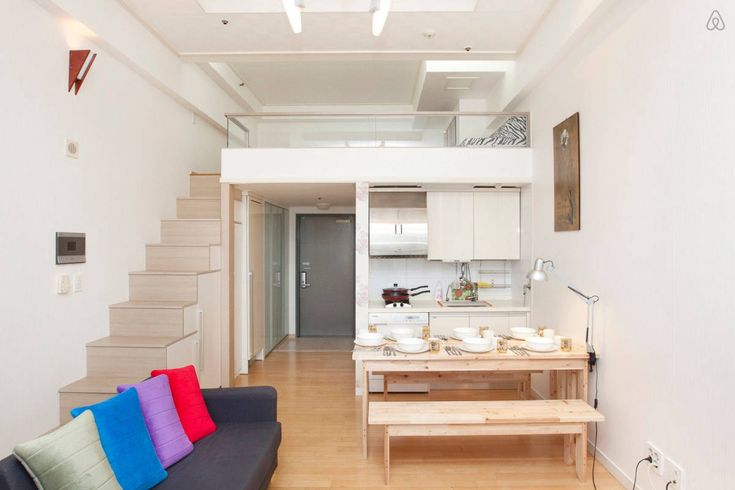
[369,258,522,302]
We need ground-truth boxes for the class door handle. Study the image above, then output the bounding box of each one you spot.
[394,224,398,235]
[300,271,311,289]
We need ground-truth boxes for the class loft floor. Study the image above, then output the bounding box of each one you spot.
[235,352,623,489]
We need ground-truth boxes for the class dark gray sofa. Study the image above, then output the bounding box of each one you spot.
[0,386,281,490]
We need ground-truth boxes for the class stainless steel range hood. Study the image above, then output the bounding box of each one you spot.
[369,191,427,258]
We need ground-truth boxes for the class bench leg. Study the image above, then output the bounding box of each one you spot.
[563,372,577,464]
[575,425,588,481]
[384,426,391,484]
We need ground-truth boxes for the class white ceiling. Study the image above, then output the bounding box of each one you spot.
[229,60,421,106]
[120,0,552,108]
[237,183,356,207]
[122,0,550,55]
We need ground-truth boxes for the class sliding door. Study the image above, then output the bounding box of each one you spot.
[264,203,288,353]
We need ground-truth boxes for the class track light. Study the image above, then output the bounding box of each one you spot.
[370,0,391,36]
[282,0,304,34]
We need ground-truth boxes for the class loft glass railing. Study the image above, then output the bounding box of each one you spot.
[225,112,530,149]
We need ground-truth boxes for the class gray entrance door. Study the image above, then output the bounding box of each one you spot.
[297,214,355,337]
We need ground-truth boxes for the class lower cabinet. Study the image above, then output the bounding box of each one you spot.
[429,311,529,336]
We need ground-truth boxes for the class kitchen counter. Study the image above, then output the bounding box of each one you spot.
[368,299,530,313]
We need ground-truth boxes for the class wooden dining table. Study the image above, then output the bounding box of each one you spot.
[352,339,591,460]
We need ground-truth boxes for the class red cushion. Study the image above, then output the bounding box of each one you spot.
[151,365,216,442]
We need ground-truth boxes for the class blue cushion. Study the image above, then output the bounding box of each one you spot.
[71,388,167,490]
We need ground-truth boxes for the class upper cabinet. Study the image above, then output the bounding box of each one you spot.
[427,192,474,262]
[427,190,520,261]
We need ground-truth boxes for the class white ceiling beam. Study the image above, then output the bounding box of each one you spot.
[180,51,516,63]
[485,0,618,111]
[200,62,264,112]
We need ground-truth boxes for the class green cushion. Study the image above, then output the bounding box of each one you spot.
[13,410,121,490]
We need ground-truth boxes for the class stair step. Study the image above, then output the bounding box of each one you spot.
[109,300,197,337]
[86,333,197,378]
[145,244,221,272]
[59,376,141,424]
[161,219,220,245]
[189,173,221,198]
[128,271,202,302]
[176,197,220,219]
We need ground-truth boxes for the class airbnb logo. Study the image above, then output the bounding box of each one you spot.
[707,10,726,31]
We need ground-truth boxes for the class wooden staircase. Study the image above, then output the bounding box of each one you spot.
[59,173,222,423]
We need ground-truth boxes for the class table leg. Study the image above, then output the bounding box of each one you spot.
[549,371,558,399]
[383,375,388,401]
[575,425,588,481]
[362,367,369,459]
[384,426,391,484]
[578,367,589,402]
[563,371,575,464]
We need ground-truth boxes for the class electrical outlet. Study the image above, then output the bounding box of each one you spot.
[64,138,79,159]
[667,458,685,490]
[646,442,665,476]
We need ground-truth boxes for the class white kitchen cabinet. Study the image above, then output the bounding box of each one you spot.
[429,313,469,335]
[473,190,520,260]
[427,192,474,261]
[431,311,528,336]
[427,190,520,261]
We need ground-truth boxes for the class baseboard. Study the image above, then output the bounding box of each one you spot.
[530,387,635,488]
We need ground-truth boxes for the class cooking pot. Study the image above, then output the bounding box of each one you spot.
[381,284,430,303]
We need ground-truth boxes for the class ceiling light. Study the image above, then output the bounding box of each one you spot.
[282,0,304,34]
[370,0,391,36]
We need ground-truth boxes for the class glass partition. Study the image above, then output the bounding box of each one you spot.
[226,112,529,149]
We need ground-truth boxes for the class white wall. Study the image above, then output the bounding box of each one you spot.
[519,0,734,488]
[222,147,532,185]
[0,1,224,456]
[369,259,516,303]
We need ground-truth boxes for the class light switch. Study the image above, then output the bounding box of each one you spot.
[73,274,83,293]
[56,274,71,294]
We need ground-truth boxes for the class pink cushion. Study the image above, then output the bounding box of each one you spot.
[117,374,193,468]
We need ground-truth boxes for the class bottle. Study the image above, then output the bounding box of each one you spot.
[435,282,443,302]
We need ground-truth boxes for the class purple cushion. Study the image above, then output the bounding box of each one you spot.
[117,375,193,468]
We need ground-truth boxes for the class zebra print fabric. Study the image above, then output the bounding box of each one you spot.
[459,115,528,147]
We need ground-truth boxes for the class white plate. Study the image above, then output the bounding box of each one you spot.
[459,345,494,354]
[393,344,430,354]
[522,342,558,353]
[354,339,386,348]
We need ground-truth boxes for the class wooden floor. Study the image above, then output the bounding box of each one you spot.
[235,352,622,489]
[273,335,355,352]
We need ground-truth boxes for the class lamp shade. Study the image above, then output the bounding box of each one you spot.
[527,258,549,281]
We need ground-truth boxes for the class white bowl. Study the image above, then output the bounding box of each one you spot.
[397,337,426,352]
[462,336,495,352]
[526,335,554,347]
[356,332,384,346]
[510,327,536,340]
[391,327,414,340]
[453,327,479,340]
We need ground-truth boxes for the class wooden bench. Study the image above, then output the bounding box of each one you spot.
[368,399,604,484]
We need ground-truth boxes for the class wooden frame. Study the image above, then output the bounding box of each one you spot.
[553,112,581,231]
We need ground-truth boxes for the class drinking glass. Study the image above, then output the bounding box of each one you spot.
[497,338,509,353]
[429,337,441,354]
[421,325,431,340]
[560,337,573,352]
[368,324,377,334]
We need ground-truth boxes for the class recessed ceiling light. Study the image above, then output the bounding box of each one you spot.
[445,76,479,91]
[422,29,436,39]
